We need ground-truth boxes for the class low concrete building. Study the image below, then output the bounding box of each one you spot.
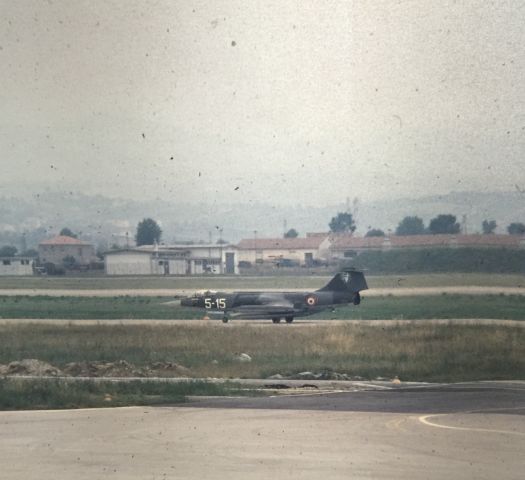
[104,244,238,275]
[38,235,97,266]
[0,257,34,275]
[329,234,525,259]
[236,236,330,266]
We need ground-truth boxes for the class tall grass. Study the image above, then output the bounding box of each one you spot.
[1,323,524,382]
[0,378,248,410]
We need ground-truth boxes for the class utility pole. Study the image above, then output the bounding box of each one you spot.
[208,231,212,261]
[219,228,224,274]
[254,230,258,263]
[21,233,27,255]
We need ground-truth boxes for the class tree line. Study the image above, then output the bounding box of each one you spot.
[327,212,525,237]
[2,214,525,260]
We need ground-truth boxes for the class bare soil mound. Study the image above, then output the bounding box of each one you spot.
[0,359,63,376]
[0,359,191,378]
[60,360,191,377]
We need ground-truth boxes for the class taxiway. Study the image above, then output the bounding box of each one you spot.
[1,381,524,479]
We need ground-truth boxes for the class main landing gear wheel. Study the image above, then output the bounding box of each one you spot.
[272,318,281,324]
[285,316,294,323]
[222,317,229,323]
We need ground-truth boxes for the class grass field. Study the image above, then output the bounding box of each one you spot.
[0,295,201,319]
[0,378,252,410]
[1,294,524,320]
[1,323,524,382]
[1,273,525,290]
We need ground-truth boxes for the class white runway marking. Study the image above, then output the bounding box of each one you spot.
[418,407,525,437]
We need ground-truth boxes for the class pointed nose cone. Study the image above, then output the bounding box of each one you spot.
[170,299,182,307]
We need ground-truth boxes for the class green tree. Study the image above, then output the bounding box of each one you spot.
[59,227,77,238]
[395,216,425,235]
[507,222,525,235]
[365,228,385,237]
[135,218,162,246]
[21,248,38,257]
[428,214,460,234]
[329,212,356,233]
[0,246,17,257]
[482,220,497,234]
[284,228,299,238]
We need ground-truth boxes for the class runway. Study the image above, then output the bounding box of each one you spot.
[1,317,525,327]
[2,381,524,479]
[0,286,524,296]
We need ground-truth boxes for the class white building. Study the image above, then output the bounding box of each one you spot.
[104,244,238,275]
[236,236,330,266]
[0,257,34,275]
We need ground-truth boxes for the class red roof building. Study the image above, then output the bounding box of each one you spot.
[38,235,97,266]
[236,233,525,265]
[329,233,525,259]
[39,235,93,246]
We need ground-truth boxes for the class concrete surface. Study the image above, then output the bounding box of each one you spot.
[2,318,525,326]
[1,382,525,479]
[0,286,524,296]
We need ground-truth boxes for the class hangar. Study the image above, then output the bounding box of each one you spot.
[236,235,330,266]
[104,244,238,275]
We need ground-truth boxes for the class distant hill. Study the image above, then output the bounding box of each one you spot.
[0,190,524,250]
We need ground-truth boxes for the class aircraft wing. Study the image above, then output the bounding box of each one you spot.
[232,303,296,315]
[229,300,298,319]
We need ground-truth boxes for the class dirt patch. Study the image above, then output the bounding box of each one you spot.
[0,359,191,378]
[62,360,191,378]
[148,361,191,377]
[62,360,141,377]
[0,359,63,376]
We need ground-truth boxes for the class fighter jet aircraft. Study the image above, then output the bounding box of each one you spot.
[180,269,368,323]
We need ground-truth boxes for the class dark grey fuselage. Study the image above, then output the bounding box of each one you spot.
[180,270,368,322]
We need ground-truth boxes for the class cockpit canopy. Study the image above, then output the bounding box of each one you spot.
[193,290,218,297]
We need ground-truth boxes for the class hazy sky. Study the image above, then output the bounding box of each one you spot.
[2,0,525,206]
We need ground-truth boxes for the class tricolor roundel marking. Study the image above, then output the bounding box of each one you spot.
[305,294,318,306]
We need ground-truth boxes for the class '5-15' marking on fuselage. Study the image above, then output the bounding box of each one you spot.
[205,298,226,309]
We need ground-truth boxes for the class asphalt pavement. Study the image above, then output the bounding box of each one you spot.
[1,381,524,479]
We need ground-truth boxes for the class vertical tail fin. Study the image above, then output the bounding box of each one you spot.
[317,270,368,293]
